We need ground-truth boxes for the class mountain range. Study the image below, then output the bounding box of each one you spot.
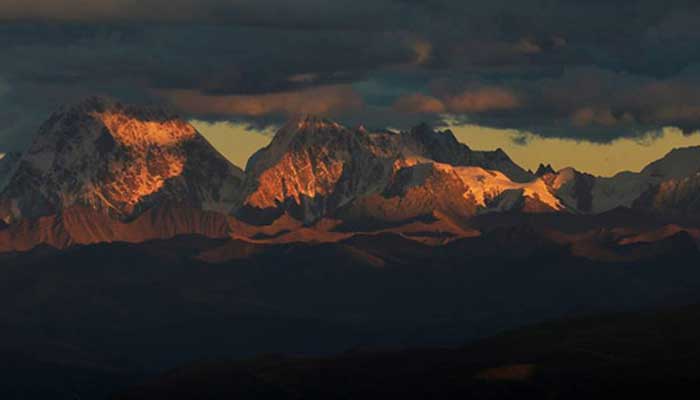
[1,96,700,253]
[0,97,700,251]
[4,97,700,398]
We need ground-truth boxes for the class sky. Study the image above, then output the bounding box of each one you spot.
[2,1,700,176]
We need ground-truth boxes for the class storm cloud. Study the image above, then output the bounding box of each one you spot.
[2,0,700,150]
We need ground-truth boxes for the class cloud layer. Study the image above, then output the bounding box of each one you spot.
[165,85,364,118]
[2,0,700,150]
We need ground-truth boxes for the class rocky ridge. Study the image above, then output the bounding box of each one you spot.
[2,98,700,252]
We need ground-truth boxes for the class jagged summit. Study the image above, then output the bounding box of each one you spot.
[62,95,119,112]
[244,114,359,176]
[268,114,353,147]
[535,163,556,176]
[410,121,449,137]
[57,95,117,114]
[241,116,390,223]
[286,113,341,129]
[641,146,700,180]
[53,96,181,125]
[240,116,537,223]
[0,97,244,223]
[6,99,700,251]
[46,96,192,145]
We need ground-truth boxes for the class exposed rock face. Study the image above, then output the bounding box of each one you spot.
[241,116,535,224]
[337,162,480,226]
[328,158,562,231]
[0,152,21,192]
[6,99,700,253]
[634,173,700,216]
[540,147,700,217]
[0,97,244,224]
[641,146,700,180]
[630,147,700,217]
[451,164,561,211]
[0,205,233,253]
[543,168,596,212]
[535,163,555,177]
[542,167,659,214]
[0,105,543,236]
[533,145,700,220]
[398,123,534,182]
[241,116,394,224]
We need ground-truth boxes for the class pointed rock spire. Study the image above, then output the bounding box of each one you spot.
[535,163,556,176]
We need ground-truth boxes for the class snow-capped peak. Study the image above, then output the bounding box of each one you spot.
[641,146,700,180]
[0,97,244,222]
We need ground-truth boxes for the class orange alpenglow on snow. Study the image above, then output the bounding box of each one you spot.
[0,97,244,223]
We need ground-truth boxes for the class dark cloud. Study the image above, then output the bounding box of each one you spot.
[417,67,700,142]
[0,23,420,149]
[0,0,414,29]
[2,0,700,150]
[393,87,520,114]
[163,85,364,118]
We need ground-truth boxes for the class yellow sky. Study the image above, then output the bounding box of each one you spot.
[191,120,273,170]
[448,125,700,177]
[193,120,700,177]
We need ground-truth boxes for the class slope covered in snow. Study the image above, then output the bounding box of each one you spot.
[241,115,535,224]
[452,165,562,211]
[6,98,700,253]
[240,116,396,224]
[543,168,659,214]
[0,97,244,223]
[0,152,21,192]
[337,158,560,230]
[641,146,700,180]
[633,172,700,216]
[544,146,700,216]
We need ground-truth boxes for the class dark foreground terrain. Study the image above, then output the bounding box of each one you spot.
[0,226,700,398]
[117,304,700,400]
